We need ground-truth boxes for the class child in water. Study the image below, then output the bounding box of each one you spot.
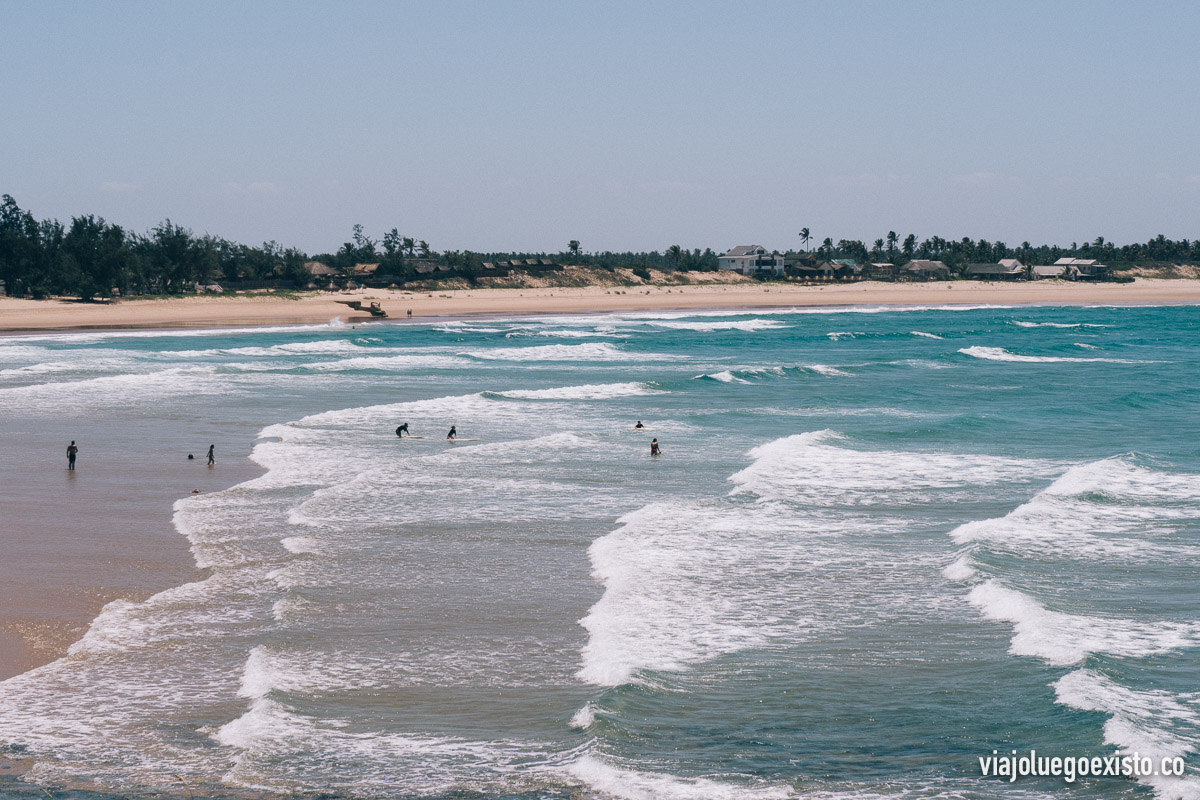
[650,439,660,456]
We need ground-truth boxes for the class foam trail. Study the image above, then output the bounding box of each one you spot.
[649,319,790,332]
[461,342,670,361]
[496,382,663,400]
[959,346,1141,364]
[1055,670,1200,800]
[567,755,794,800]
[967,581,1200,666]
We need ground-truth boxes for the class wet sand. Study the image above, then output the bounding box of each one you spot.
[0,418,265,681]
[2,279,1200,332]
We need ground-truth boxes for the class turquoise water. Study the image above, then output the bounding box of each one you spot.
[0,304,1197,799]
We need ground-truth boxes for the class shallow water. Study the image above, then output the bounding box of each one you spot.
[0,305,1197,799]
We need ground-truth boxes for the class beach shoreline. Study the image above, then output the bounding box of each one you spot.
[2,278,1200,333]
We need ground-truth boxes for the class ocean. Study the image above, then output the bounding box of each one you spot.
[0,303,1197,800]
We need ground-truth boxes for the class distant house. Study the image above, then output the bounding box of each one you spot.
[966,259,1025,280]
[305,261,338,278]
[867,262,898,279]
[901,259,951,280]
[1032,263,1080,280]
[718,245,786,275]
[1052,257,1109,280]
[789,262,833,280]
[800,260,862,280]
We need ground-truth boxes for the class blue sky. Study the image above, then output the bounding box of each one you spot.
[3,1,1198,254]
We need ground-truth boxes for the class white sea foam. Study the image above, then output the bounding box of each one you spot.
[567,754,794,800]
[949,458,1197,562]
[959,345,1139,363]
[1074,342,1099,349]
[649,319,790,332]
[967,581,1200,666]
[826,331,864,341]
[578,502,789,686]
[730,431,1046,506]
[298,353,470,371]
[496,382,663,400]
[694,364,849,383]
[808,364,851,376]
[0,366,227,411]
[1055,670,1200,800]
[1011,320,1106,328]
[910,331,945,339]
[462,342,670,361]
[569,704,597,729]
[942,555,977,581]
[281,536,321,554]
[505,328,614,338]
[695,370,749,384]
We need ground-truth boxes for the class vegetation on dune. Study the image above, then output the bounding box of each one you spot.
[2,195,1199,300]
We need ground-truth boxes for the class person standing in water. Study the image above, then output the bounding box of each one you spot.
[207,444,215,466]
[446,425,457,440]
[650,439,660,456]
[67,441,78,470]
[396,423,410,438]
[635,420,645,429]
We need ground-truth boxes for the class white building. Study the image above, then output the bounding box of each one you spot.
[717,245,786,275]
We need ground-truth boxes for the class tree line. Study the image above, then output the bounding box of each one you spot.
[3,194,1199,299]
[798,229,1200,270]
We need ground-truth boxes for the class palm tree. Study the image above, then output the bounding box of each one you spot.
[886,231,898,258]
[799,228,811,252]
[567,240,581,258]
[666,244,682,270]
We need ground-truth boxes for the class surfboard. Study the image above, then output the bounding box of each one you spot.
[398,436,425,439]
[446,438,480,442]
[629,428,658,432]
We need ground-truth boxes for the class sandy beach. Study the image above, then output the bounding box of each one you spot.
[2,278,1199,332]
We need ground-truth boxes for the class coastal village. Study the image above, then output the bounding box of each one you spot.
[713,245,1111,282]
[291,247,1112,292]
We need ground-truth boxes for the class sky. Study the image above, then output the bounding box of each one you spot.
[3,1,1199,255]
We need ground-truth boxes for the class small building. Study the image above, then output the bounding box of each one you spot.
[788,262,833,281]
[966,259,1025,280]
[1032,263,1080,280]
[1053,257,1109,280]
[305,261,338,278]
[901,260,951,280]
[717,245,786,275]
[867,262,898,279]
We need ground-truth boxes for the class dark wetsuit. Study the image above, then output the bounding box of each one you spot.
[207,446,215,466]
[396,424,409,437]
[67,443,78,470]
[447,426,457,440]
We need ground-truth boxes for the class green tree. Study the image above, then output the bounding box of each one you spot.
[799,227,811,252]
[666,244,682,270]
